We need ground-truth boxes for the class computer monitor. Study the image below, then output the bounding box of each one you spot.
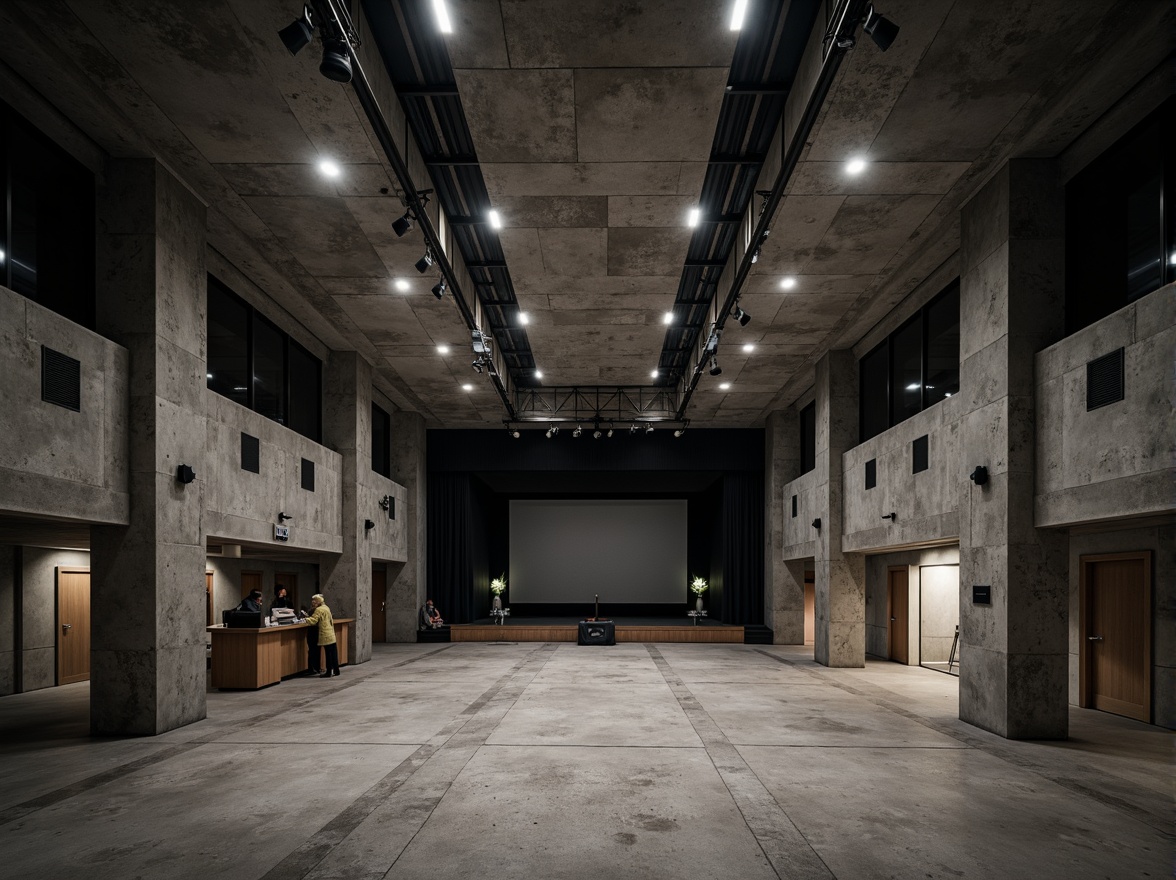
[226,610,263,628]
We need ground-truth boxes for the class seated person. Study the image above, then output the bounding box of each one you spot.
[270,586,294,613]
[236,589,263,614]
[419,599,443,629]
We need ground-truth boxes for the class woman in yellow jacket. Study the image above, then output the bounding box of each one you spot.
[303,594,340,678]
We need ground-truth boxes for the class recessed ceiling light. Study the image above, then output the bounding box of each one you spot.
[730,0,748,31]
[743,343,755,353]
[519,312,530,325]
[206,373,213,380]
[662,312,673,325]
[462,383,473,391]
[651,369,659,379]
[780,276,797,290]
[489,209,502,229]
[431,0,453,34]
[394,278,410,292]
[318,159,341,178]
[906,383,920,390]
[534,369,543,380]
[436,345,450,355]
[687,207,701,227]
[719,382,731,390]
[846,157,867,175]
[1170,251,1176,265]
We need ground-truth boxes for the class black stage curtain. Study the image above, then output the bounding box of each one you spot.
[718,473,764,625]
[427,472,488,624]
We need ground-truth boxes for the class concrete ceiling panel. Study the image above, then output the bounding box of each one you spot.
[330,294,429,348]
[788,161,970,196]
[607,228,692,276]
[537,228,609,276]
[517,276,675,300]
[742,273,874,295]
[546,293,671,313]
[574,68,730,163]
[497,0,735,69]
[446,0,512,69]
[482,162,687,198]
[608,195,697,228]
[454,69,577,163]
[756,194,845,271]
[497,228,546,277]
[495,196,609,228]
[244,196,386,277]
[806,194,943,274]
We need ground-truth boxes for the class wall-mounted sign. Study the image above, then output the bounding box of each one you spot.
[972,584,991,605]
[274,524,290,542]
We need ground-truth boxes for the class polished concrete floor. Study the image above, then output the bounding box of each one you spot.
[0,643,1170,879]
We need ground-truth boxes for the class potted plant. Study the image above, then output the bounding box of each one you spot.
[490,575,506,613]
[690,576,708,612]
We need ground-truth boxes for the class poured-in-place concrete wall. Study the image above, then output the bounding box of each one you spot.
[0,287,129,526]
[1035,284,1175,527]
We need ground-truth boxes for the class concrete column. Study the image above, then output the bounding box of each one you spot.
[388,411,426,641]
[958,159,1068,739]
[90,159,207,735]
[813,350,865,667]
[320,351,372,664]
[765,409,804,643]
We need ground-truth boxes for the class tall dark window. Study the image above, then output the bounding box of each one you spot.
[372,403,391,477]
[206,275,322,442]
[859,281,960,442]
[1067,98,1175,334]
[799,402,816,474]
[1,100,95,328]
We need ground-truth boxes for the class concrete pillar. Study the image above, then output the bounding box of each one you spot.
[958,159,1068,739]
[813,350,865,667]
[320,351,372,664]
[90,159,207,735]
[388,411,426,641]
[765,409,805,643]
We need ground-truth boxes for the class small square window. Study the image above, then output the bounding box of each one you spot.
[912,435,929,474]
[865,459,877,490]
[241,433,260,473]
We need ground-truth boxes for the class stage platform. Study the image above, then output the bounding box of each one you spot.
[447,616,747,644]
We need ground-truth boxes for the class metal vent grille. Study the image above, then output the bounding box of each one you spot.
[912,435,929,474]
[301,458,314,491]
[1086,348,1125,410]
[240,433,260,473]
[41,346,81,411]
[865,459,877,490]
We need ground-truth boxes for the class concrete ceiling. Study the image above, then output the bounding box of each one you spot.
[0,0,1168,428]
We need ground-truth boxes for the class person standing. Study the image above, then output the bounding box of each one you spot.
[303,593,339,678]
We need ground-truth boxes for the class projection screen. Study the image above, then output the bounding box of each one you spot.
[508,499,688,604]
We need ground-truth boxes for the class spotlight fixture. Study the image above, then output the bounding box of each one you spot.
[812,518,822,530]
[645,424,655,434]
[378,495,392,511]
[651,369,659,379]
[462,383,474,391]
[673,423,688,438]
[863,5,900,51]
[512,429,521,439]
[519,312,530,325]
[846,157,867,175]
[687,207,701,227]
[573,425,582,438]
[780,276,797,290]
[545,425,555,439]
[278,5,315,55]
[319,36,353,83]
[415,248,435,274]
[432,278,446,300]
[488,209,503,229]
[750,247,760,264]
[431,0,453,34]
[534,370,543,380]
[709,357,722,377]
[969,465,989,486]
[392,209,414,237]
[733,305,751,326]
[719,382,731,390]
[629,426,639,435]
[730,0,748,30]
[607,428,614,438]
[743,343,755,353]
[318,159,341,178]
[278,512,294,523]
[176,464,196,485]
[662,312,673,325]
[364,519,376,531]
[472,361,482,374]
[436,344,449,355]
[593,428,602,439]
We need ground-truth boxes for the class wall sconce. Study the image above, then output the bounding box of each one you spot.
[881,512,896,521]
[176,464,196,484]
[969,465,989,486]
[278,512,294,523]
[811,518,821,530]
[364,519,376,531]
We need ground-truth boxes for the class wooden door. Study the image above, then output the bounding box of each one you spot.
[372,568,387,643]
[275,572,297,610]
[57,568,90,685]
[206,572,215,626]
[888,567,909,664]
[803,572,815,645]
[1082,552,1151,722]
[241,571,263,600]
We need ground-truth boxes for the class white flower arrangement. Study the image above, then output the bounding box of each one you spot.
[690,576,708,595]
[490,575,507,595]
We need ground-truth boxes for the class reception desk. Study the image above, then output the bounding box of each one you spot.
[208,619,353,689]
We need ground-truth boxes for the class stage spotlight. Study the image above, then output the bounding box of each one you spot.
[319,37,352,83]
[674,428,685,438]
[510,428,521,439]
[415,248,434,273]
[572,425,582,438]
[593,428,602,439]
[751,247,760,264]
[733,305,751,326]
[392,210,414,237]
[607,428,614,438]
[863,5,900,51]
[645,424,655,434]
[432,278,446,300]
[709,357,722,377]
[546,425,554,439]
[279,6,314,55]
[629,425,639,435]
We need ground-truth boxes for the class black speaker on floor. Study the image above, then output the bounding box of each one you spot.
[578,620,615,645]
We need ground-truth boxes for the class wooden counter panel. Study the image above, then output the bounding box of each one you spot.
[209,620,354,689]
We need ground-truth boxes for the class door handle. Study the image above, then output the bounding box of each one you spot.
[890,617,896,621]
[1087,635,1103,641]
[61,623,72,633]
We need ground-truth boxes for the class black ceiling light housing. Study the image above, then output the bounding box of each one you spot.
[319,37,353,83]
[733,305,751,327]
[709,357,722,377]
[279,6,314,55]
[415,249,434,273]
[392,210,414,237]
[863,6,900,51]
[432,278,446,299]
